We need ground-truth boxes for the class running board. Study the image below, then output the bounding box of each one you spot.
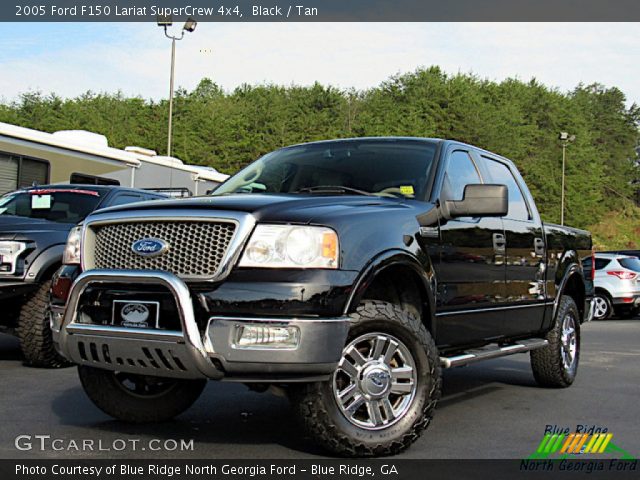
[440,338,549,369]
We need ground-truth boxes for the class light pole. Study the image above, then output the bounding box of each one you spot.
[559,131,576,226]
[157,16,197,157]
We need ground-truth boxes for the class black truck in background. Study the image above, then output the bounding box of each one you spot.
[51,138,594,456]
[0,185,167,366]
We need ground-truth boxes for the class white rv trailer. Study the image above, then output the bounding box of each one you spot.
[0,122,228,197]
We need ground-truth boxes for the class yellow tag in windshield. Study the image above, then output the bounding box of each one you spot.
[400,185,415,196]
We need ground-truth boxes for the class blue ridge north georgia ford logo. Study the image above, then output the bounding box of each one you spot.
[131,238,168,257]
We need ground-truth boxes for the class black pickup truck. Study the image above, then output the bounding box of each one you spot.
[0,185,167,366]
[51,138,593,456]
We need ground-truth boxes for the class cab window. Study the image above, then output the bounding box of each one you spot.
[441,151,482,201]
[482,157,530,221]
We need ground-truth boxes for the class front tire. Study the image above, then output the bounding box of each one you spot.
[17,279,71,368]
[78,366,206,423]
[530,295,580,388]
[291,301,441,457]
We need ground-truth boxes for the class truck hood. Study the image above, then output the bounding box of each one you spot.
[93,193,419,225]
[0,215,74,242]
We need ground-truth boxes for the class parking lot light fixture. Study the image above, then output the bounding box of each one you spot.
[156,15,173,27]
[183,18,198,32]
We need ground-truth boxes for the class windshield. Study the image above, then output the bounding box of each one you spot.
[0,189,103,224]
[619,257,640,272]
[214,139,438,199]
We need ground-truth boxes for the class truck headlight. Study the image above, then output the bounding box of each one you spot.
[0,241,27,273]
[63,226,82,265]
[239,225,338,269]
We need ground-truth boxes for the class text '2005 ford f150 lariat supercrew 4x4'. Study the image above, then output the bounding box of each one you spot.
[50,138,594,456]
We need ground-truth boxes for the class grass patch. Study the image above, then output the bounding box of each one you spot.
[589,204,640,251]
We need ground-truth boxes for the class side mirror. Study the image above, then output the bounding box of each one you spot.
[443,184,508,219]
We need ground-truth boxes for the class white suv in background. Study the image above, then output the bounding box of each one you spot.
[585,253,640,320]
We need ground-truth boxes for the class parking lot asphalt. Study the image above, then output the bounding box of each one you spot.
[1,317,638,460]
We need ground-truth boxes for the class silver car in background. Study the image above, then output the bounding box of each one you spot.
[585,253,640,320]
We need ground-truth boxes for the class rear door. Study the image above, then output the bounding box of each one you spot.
[433,147,508,347]
[477,153,546,335]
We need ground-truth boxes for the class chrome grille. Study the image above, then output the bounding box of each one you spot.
[92,220,237,279]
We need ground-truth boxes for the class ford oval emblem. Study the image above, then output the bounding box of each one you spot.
[131,238,168,257]
[369,371,390,388]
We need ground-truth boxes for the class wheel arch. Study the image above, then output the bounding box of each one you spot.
[343,250,437,337]
[25,244,65,284]
[554,264,586,322]
[594,286,612,299]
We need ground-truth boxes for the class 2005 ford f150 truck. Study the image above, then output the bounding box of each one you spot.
[50,138,594,456]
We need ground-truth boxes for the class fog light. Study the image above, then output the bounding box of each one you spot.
[234,324,300,349]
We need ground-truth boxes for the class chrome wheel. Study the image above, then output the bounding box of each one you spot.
[560,314,577,371]
[593,296,609,319]
[333,332,417,430]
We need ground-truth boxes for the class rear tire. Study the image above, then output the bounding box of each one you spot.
[291,300,441,457]
[78,366,206,423]
[530,295,580,388]
[592,293,612,320]
[17,279,71,368]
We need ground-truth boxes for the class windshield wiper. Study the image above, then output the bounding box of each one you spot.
[294,185,372,196]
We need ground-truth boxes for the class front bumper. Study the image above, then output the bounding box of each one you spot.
[51,270,351,382]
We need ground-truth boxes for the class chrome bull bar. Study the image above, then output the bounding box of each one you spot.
[52,270,351,381]
[52,270,224,379]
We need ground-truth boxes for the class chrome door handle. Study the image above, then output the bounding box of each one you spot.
[493,233,506,254]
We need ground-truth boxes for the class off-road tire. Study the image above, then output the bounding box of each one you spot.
[17,279,71,368]
[530,295,580,388]
[78,366,207,423]
[291,300,441,457]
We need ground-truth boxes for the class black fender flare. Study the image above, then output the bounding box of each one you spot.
[553,261,586,321]
[25,244,65,284]
[342,249,437,335]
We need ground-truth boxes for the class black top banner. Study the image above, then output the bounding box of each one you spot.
[4,0,640,22]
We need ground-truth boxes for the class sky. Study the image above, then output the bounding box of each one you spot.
[0,22,638,106]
